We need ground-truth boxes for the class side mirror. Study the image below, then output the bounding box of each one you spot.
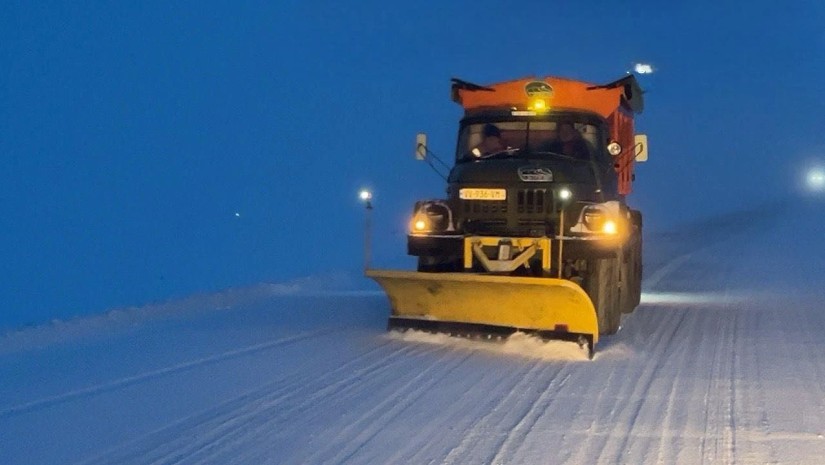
[415,133,428,160]
[634,134,648,162]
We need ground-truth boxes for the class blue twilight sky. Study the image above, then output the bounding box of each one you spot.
[2,1,824,328]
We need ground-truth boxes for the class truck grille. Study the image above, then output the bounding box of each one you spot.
[463,200,507,214]
[517,188,549,214]
[459,188,554,236]
[462,189,551,215]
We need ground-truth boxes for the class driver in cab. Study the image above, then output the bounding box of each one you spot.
[474,124,505,156]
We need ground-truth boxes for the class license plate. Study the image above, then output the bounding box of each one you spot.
[459,188,507,201]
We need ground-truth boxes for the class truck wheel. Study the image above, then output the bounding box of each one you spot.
[630,210,644,309]
[630,237,642,309]
[619,246,635,314]
[634,230,643,307]
[584,255,621,335]
[620,238,643,314]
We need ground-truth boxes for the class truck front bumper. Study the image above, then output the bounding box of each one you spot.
[407,234,463,257]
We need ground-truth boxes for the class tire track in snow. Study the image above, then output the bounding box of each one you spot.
[304,350,476,465]
[725,311,740,463]
[77,336,414,465]
[734,309,779,464]
[385,356,538,465]
[140,340,452,465]
[438,362,544,464]
[650,315,703,465]
[143,341,428,465]
[568,306,689,464]
[695,265,739,465]
[752,298,825,463]
[799,299,825,426]
[0,329,333,420]
[698,313,727,464]
[571,242,732,464]
[650,250,737,464]
[706,307,737,464]
[214,344,462,465]
[438,362,569,465]
[551,352,621,464]
[485,369,573,464]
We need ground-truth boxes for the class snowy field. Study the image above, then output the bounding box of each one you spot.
[2,200,824,464]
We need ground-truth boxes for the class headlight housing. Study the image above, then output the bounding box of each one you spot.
[409,200,454,234]
[607,141,622,156]
[570,201,626,237]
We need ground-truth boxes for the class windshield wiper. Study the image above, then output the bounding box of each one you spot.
[531,151,590,162]
[481,147,520,159]
[462,147,521,161]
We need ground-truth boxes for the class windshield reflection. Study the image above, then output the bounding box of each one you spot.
[458,121,600,162]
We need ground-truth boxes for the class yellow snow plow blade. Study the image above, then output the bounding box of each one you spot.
[366,269,599,350]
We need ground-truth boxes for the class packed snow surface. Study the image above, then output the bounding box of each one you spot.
[2,200,825,464]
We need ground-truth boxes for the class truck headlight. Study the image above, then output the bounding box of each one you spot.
[569,201,626,238]
[412,215,430,232]
[582,206,605,231]
[602,220,618,235]
[409,200,454,234]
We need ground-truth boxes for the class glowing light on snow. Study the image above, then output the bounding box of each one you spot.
[641,291,755,306]
[634,63,654,74]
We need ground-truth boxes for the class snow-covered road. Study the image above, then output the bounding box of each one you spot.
[2,201,824,464]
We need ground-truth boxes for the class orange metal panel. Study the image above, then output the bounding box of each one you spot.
[455,76,626,118]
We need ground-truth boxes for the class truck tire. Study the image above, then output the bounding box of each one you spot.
[619,235,643,314]
[629,210,643,309]
[619,245,635,314]
[631,234,642,308]
[584,255,621,335]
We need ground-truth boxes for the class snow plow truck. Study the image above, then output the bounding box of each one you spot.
[367,73,648,357]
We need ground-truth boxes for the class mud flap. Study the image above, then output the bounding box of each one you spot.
[366,269,600,351]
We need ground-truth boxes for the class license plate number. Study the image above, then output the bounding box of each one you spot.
[459,188,507,201]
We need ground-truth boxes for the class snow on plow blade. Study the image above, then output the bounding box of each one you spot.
[366,270,599,354]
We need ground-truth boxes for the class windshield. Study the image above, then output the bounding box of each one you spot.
[456,120,602,162]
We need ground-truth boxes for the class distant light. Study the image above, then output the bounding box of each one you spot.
[359,189,373,201]
[558,188,572,200]
[806,168,825,192]
[414,220,427,231]
[634,63,654,74]
[532,98,546,111]
[235,212,240,217]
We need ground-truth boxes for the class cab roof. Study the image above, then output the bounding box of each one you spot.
[451,75,644,118]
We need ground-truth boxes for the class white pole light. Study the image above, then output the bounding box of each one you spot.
[806,168,825,192]
[634,63,654,74]
[359,188,373,271]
